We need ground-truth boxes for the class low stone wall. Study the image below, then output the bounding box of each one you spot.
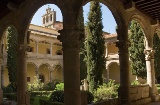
[130,84,151,105]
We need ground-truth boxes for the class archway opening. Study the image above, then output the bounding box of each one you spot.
[27,63,37,83]
[109,62,120,83]
[39,64,50,84]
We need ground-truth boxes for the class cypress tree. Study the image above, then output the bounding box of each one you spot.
[153,33,160,79]
[6,26,18,91]
[128,20,146,79]
[86,2,106,92]
[78,8,87,82]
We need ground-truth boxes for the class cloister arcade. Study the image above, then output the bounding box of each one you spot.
[0,0,160,105]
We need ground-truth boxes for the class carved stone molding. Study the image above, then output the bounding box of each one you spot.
[116,40,130,54]
[144,49,154,61]
[58,29,84,49]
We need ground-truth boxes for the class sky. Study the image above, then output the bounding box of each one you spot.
[31,3,117,34]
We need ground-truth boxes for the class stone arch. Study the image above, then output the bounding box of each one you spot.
[38,63,51,83]
[82,0,127,38]
[17,0,63,44]
[27,62,38,83]
[52,64,63,81]
[127,14,150,39]
[108,62,120,83]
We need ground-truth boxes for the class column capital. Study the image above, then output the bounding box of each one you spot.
[116,40,130,54]
[18,45,28,57]
[57,29,84,49]
[144,49,154,61]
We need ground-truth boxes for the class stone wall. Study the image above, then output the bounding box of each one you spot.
[130,85,151,105]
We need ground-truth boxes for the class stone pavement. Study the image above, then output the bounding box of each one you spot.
[3,100,17,105]
[148,102,160,105]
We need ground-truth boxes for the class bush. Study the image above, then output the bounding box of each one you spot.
[27,76,44,92]
[55,83,64,91]
[86,91,94,104]
[2,87,13,93]
[131,80,140,85]
[50,90,64,103]
[94,80,119,102]
[30,91,53,98]
[3,93,17,101]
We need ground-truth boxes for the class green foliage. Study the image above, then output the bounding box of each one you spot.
[86,1,106,92]
[3,93,17,101]
[50,90,64,103]
[27,76,44,91]
[131,80,141,85]
[44,79,61,90]
[78,7,87,82]
[153,33,160,78]
[94,80,119,102]
[128,20,146,79]
[2,86,13,93]
[30,91,53,98]
[6,26,18,91]
[55,83,64,91]
[86,91,94,104]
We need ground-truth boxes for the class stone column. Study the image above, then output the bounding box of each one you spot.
[50,43,53,58]
[50,70,53,82]
[116,40,130,105]
[1,65,4,87]
[106,67,109,82]
[35,67,39,77]
[105,43,108,58]
[58,29,83,105]
[144,49,158,101]
[17,45,30,105]
[36,41,38,56]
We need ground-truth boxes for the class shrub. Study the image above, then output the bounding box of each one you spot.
[86,91,94,104]
[94,80,119,102]
[50,90,64,103]
[55,83,64,91]
[27,76,44,91]
[3,93,17,101]
[131,79,140,85]
[30,91,53,98]
[2,87,13,93]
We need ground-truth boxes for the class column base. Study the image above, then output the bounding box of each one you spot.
[0,88,3,105]
[151,94,160,102]
[17,92,30,105]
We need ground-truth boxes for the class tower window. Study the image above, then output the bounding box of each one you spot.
[43,17,45,24]
[46,16,49,23]
[50,15,52,21]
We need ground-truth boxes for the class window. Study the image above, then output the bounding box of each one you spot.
[46,16,49,23]
[50,14,52,21]
[28,46,34,52]
[46,48,50,54]
[27,77,30,82]
[39,74,45,83]
[56,50,63,55]
[43,17,45,24]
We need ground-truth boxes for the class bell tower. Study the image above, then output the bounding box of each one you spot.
[42,6,56,28]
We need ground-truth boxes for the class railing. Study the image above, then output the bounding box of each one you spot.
[27,52,63,60]
[3,52,63,60]
[107,53,119,60]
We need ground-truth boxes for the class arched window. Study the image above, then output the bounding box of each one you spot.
[39,74,45,83]
[56,50,63,55]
